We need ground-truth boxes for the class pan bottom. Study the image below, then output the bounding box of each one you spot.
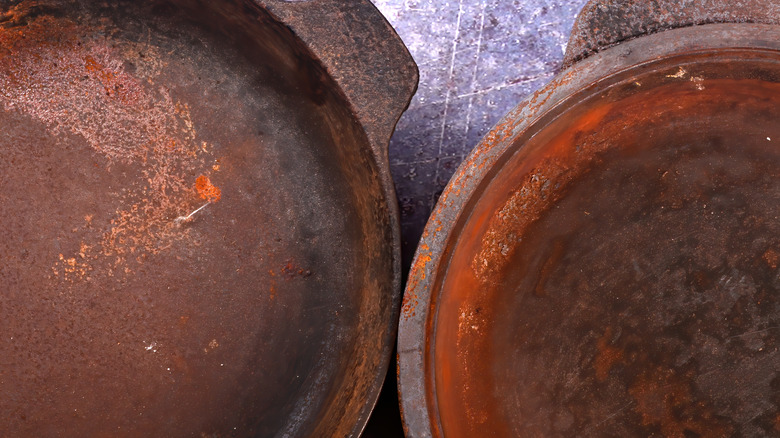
[432,65,780,436]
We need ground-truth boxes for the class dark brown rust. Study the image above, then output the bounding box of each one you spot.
[436,68,780,436]
[0,1,415,436]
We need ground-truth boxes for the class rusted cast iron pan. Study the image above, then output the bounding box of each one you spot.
[0,0,416,436]
[563,0,780,68]
[398,17,780,438]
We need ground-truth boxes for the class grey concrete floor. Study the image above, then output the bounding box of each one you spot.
[361,0,589,436]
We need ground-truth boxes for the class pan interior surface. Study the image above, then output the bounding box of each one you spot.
[431,52,780,436]
[0,1,393,436]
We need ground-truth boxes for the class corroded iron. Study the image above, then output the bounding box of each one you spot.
[563,0,780,67]
[398,2,780,436]
[0,0,416,436]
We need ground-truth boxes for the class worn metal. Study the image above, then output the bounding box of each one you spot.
[563,0,780,67]
[0,0,416,436]
[398,17,780,438]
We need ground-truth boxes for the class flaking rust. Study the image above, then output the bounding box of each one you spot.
[471,103,614,284]
[195,175,222,202]
[0,11,222,280]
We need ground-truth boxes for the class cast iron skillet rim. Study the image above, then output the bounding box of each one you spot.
[255,2,409,436]
[396,22,780,438]
[235,4,406,436]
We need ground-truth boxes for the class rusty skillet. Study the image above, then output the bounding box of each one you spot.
[399,0,780,436]
[0,0,416,436]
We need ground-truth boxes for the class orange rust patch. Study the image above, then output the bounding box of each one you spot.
[0,13,218,280]
[268,269,278,301]
[472,158,572,281]
[402,243,433,319]
[763,247,779,269]
[414,245,433,280]
[593,327,624,382]
[472,103,614,283]
[280,258,311,279]
[400,289,418,319]
[54,252,91,281]
[195,175,221,202]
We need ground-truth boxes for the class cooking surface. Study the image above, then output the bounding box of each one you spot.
[0,1,399,436]
[432,56,780,436]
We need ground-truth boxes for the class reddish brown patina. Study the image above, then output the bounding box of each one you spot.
[398,3,780,437]
[0,0,416,437]
[434,71,780,436]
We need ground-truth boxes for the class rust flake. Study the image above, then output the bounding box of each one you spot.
[53,252,92,282]
[280,258,311,279]
[400,290,419,320]
[195,175,222,202]
[402,243,433,320]
[472,102,614,284]
[763,247,779,269]
[472,158,572,281]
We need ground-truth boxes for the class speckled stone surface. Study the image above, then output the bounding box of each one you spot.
[372,0,589,268]
[361,1,589,436]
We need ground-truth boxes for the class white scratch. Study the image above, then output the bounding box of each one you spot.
[727,326,780,340]
[590,401,634,432]
[174,201,210,224]
[463,0,488,133]
[431,0,466,204]
[456,71,553,99]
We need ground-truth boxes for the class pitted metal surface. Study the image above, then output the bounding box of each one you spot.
[399,23,780,437]
[0,1,416,436]
[564,0,780,67]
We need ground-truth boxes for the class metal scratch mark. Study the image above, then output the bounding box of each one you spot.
[174,201,211,225]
